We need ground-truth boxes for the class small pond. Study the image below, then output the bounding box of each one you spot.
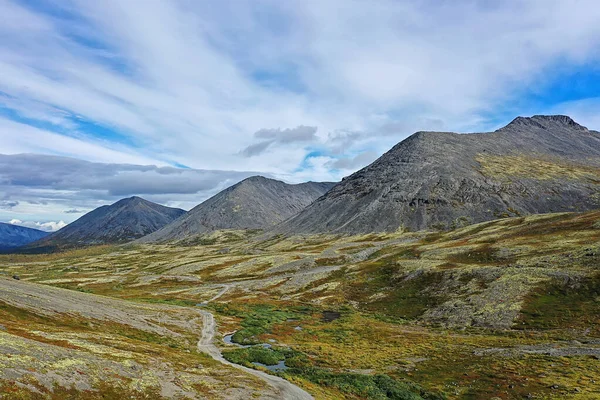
[322,310,341,322]
[253,360,288,372]
[224,331,288,371]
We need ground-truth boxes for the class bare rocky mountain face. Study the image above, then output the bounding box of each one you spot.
[0,223,49,250]
[140,176,335,243]
[278,115,600,234]
[25,197,185,251]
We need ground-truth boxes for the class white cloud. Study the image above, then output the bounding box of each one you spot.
[329,151,379,171]
[0,2,599,169]
[9,219,66,232]
[254,126,318,143]
[0,200,19,209]
[0,118,161,165]
[240,125,318,157]
[240,140,275,158]
[0,0,600,216]
[545,97,600,131]
[0,153,263,222]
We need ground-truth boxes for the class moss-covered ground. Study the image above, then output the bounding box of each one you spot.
[1,211,600,398]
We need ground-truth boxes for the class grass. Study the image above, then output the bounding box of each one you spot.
[517,273,600,334]
[0,381,164,400]
[0,296,274,399]
[212,303,312,345]
[291,368,445,400]
[346,257,447,319]
[476,154,600,182]
[223,346,287,366]
[0,244,117,260]
[0,300,186,351]
[135,297,199,307]
[223,343,446,400]
[3,210,600,399]
[445,244,510,265]
[315,256,346,266]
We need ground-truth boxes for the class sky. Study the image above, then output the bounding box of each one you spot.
[2,0,600,231]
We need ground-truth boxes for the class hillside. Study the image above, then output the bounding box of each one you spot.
[25,197,185,250]
[2,210,600,399]
[0,223,49,250]
[139,176,335,243]
[277,115,600,234]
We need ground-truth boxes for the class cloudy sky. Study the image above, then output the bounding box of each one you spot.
[2,0,600,230]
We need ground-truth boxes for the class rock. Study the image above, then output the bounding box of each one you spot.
[278,115,600,234]
[24,196,185,250]
[139,177,336,243]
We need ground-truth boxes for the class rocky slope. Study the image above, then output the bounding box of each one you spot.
[140,176,335,243]
[26,197,185,250]
[0,223,48,250]
[278,115,600,234]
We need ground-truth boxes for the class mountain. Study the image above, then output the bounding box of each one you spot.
[139,176,335,243]
[278,115,600,234]
[0,223,49,250]
[25,197,185,250]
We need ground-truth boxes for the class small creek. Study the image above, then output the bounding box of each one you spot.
[195,286,313,399]
[221,311,342,373]
[254,360,288,372]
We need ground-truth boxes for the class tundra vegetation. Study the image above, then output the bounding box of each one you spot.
[1,211,599,399]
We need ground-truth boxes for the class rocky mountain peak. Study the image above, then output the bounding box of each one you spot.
[23,197,186,251]
[238,175,272,186]
[116,196,146,205]
[138,177,336,243]
[501,115,589,132]
[276,114,600,234]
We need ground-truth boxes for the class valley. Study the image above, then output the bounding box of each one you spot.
[3,0,600,396]
[1,210,599,399]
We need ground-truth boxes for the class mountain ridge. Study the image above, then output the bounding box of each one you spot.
[24,196,185,250]
[0,223,49,250]
[139,176,335,243]
[276,115,600,234]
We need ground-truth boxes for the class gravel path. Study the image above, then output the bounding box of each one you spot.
[196,286,313,400]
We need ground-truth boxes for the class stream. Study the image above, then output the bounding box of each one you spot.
[223,332,289,372]
[195,285,312,399]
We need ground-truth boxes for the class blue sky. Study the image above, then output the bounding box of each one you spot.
[1,0,600,229]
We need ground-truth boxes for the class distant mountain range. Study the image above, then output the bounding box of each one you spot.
[0,223,49,250]
[139,176,335,243]
[277,115,600,234]
[24,197,185,251]
[8,115,600,249]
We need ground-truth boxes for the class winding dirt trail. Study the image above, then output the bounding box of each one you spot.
[196,285,313,400]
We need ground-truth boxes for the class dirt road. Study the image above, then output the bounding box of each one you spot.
[196,286,313,400]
